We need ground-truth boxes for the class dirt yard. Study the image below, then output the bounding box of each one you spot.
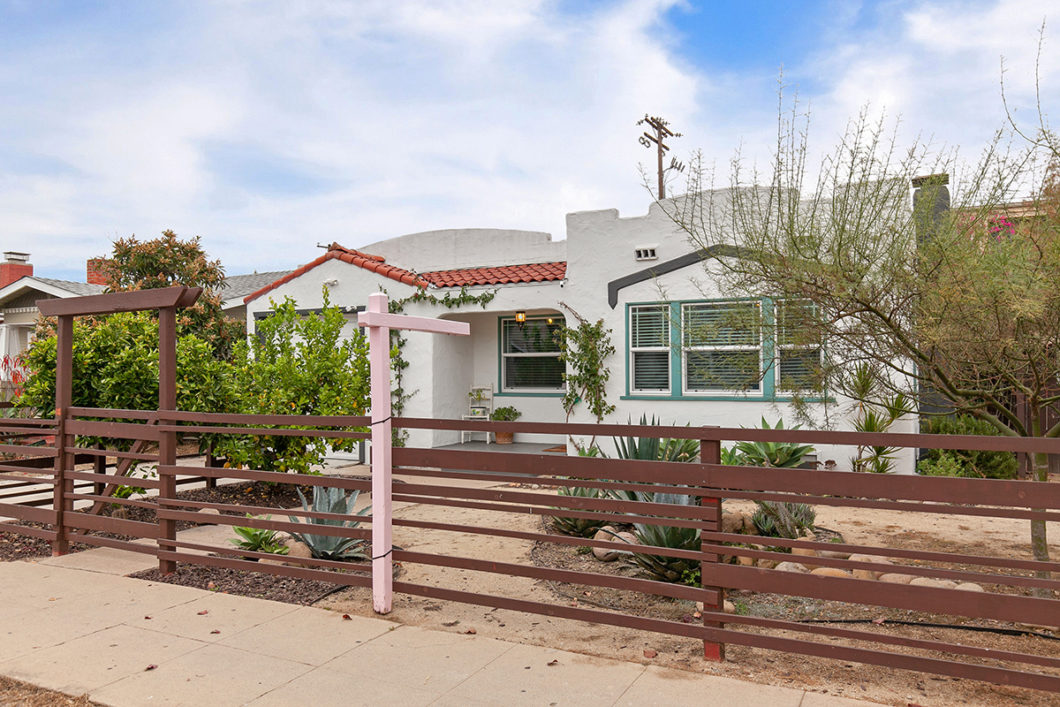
[320,481,1060,707]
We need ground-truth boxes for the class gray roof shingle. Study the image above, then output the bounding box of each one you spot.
[34,278,106,296]
[220,271,292,303]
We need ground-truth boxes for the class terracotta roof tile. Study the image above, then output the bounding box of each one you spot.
[244,243,566,304]
[422,262,566,288]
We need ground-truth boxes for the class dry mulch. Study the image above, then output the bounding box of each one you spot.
[130,564,351,605]
[0,676,97,706]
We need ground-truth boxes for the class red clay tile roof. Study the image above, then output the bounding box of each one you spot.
[421,262,566,287]
[244,243,566,304]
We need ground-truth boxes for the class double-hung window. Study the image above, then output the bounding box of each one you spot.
[500,317,565,392]
[629,305,670,393]
[775,300,822,391]
[682,301,762,393]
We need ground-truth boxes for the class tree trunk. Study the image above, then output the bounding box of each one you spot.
[1030,451,1053,598]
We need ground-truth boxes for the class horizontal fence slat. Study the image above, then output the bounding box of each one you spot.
[157,465,371,491]
[157,509,371,540]
[157,549,373,588]
[70,533,158,555]
[0,503,56,524]
[391,492,716,531]
[393,549,717,604]
[158,498,370,524]
[155,424,369,440]
[64,447,158,462]
[700,530,1060,575]
[0,521,56,540]
[64,470,161,490]
[391,580,1060,693]
[162,411,371,427]
[67,493,158,510]
[709,564,1056,627]
[0,444,56,458]
[396,416,1060,454]
[68,407,155,420]
[67,419,160,441]
[160,538,374,574]
[63,512,158,538]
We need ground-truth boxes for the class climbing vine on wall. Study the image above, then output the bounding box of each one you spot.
[383,285,497,445]
[556,303,615,450]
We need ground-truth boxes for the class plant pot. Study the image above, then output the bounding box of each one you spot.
[495,432,514,445]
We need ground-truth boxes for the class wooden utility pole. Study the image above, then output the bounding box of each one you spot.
[638,114,684,199]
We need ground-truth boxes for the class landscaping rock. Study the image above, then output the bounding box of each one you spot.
[816,548,851,560]
[810,567,853,579]
[742,515,757,533]
[954,582,985,592]
[791,547,819,568]
[737,555,755,566]
[199,508,220,516]
[284,540,312,561]
[592,527,623,561]
[878,573,916,584]
[909,577,958,589]
[774,561,809,574]
[724,600,735,613]
[848,553,892,580]
[721,512,744,535]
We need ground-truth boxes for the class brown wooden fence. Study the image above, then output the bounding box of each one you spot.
[6,409,1056,693]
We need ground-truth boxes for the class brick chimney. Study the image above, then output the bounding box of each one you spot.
[86,258,108,286]
[0,252,32,289]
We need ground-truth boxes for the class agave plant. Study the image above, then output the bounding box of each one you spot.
[608,489,701,583]
[229,515,290,555]
[733,418,814,468]
[551,483,607,537]
[287,486,371,560]
[608,415,699,504]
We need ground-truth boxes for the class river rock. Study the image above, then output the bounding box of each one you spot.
[721,512,744,534]
[774,561,809,574]
[810,567,853,579]
[284,540,312,561]
[791,547,819,568]
[878,573,916,584]
[909,577,958,589]
[954,583,985,592]
[848,554,892,580]
[816,548,851,560]
[592,526,623,561]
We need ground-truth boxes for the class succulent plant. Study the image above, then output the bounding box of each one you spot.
[229,515,289,555]
[287,486,371,560]
[551,483,608,537]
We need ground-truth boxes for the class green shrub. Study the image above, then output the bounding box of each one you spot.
[919,415,1018,480]
[229,515,289,555]
[733,418,814,468]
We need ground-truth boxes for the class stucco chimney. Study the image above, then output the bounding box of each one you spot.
[0,252,32,289]
[86,258,108,286]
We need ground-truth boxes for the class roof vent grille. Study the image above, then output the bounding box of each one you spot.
[634,246,658,261]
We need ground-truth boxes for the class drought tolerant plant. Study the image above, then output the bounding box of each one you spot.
[848,364,912,474]
[287,486,371,560]
[609,490,701,584]
[751,501,816,541]
[733,418,814,468]
[229,515,290,555]
[551,484,607,537]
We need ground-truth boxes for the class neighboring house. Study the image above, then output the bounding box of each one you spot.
[244,208,918,470]
[0,253,106,391]
[219,270,292,322]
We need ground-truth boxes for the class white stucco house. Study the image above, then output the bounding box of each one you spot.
[243,196,918,471]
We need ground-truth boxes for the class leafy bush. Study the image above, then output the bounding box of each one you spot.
[229,515,290,555]
[918,415,1018,479]
[287,486,370,560]
[490,406,522,422]
[735,418,818,539]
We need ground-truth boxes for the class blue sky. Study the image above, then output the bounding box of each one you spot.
[0,0,1055,281]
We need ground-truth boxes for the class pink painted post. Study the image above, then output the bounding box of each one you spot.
[365,293,393,613]
[359,292,469,614]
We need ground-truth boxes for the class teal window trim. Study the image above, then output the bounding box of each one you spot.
[623,296,825,402]
[497,315,566,394]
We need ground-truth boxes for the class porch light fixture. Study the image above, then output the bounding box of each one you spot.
[546,317,553,324]
[515,311,526,323]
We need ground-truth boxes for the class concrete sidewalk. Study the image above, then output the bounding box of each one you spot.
[0,560,875,707]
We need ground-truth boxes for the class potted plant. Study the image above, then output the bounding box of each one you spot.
[491,406,522,444]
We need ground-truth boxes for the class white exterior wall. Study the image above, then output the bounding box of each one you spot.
[248,212,916,471]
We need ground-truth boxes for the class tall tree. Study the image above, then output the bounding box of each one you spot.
[96,230,244,357]
[667,101,1059,576]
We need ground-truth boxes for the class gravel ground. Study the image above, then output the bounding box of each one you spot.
[0,676,97,706]
[130,563,364,605]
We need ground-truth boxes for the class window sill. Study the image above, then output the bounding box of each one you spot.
[496,391,565,398]
[620,394,833,403]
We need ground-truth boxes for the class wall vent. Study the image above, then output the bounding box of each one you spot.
[634,246,658,261]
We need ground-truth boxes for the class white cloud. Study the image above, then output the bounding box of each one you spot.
[1,0,1058,279]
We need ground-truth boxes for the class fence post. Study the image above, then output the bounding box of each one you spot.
[699,429,725,661]
[157,306,177,574]
[51,314,73,556]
